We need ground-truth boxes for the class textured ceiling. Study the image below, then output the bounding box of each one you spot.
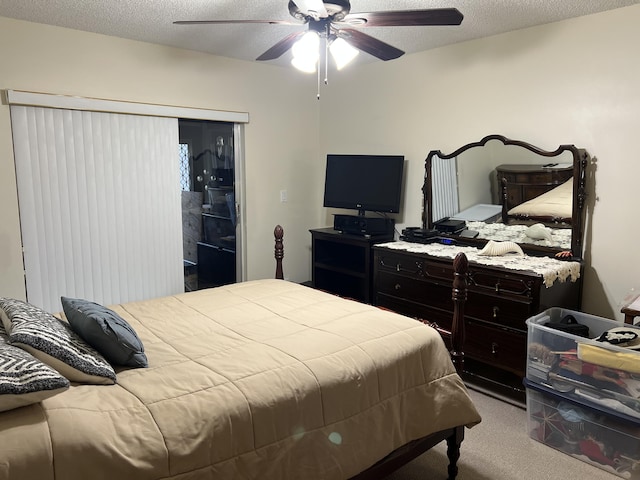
[1,0,638,67]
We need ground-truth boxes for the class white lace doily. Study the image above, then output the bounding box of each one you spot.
[376,241,580,288]
[466,221,572,250]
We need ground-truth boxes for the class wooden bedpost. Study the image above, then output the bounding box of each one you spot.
[274,225,284,280]
[450,252,468,374]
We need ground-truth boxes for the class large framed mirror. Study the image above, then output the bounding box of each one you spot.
[422,134,589,258]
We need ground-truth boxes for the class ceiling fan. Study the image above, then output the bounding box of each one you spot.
[174,1,464,66]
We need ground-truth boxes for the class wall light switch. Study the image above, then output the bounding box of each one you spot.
[280,190,288,203]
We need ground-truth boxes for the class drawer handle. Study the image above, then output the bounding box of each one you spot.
[394,284,401,291]
[379,258,421,275]
[495,281,501,293]
[492,306,500,319]
[491,342,498,355]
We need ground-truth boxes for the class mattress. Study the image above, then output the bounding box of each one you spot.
[0,279,481,480]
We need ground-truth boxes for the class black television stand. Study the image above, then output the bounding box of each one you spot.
[310,227,394,303]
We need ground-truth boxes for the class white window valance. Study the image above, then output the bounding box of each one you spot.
[6,89,249,123]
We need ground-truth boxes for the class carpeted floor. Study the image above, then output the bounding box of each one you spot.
[384,387,627,480]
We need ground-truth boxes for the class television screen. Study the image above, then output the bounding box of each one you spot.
[323,154,404,214]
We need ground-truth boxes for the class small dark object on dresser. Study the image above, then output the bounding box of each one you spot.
[434,218,466,234]
[545,315,590,338]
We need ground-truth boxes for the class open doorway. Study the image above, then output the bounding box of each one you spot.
[179,119,237,291]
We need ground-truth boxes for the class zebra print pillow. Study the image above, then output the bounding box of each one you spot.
[0,322,70,412]
[0,298,116,385]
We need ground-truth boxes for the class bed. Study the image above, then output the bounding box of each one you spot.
[0,226,480,480]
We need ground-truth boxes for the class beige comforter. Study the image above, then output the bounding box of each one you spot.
[0,279,480,480]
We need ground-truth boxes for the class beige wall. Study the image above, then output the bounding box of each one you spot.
[0,16,323,301]
[319,4,640,321]
[2,5,639,322]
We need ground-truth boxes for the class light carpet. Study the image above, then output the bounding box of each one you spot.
[385,388,625,480]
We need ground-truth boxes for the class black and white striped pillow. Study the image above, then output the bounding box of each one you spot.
[0,322,70,412]
[0,298,116,385]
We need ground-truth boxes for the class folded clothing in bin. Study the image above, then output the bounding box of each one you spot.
[545,314,590,338]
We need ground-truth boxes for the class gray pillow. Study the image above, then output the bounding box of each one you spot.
[0,323,70,412]
[0,297,116,385]
[61,297,148,368]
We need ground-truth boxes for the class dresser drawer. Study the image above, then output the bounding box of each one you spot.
[508,171,560,184]
[376,251,423,276]
[498,167,572,185]
[466,292,531,331]
[465,320,526,376]
[376,251,454,282]
[468,270,536,297]
[376,271,453,311]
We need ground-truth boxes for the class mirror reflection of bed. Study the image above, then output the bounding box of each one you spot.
[500,167,573,223]
[424,134,589,258]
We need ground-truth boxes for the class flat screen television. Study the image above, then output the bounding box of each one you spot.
[323,154,404,215]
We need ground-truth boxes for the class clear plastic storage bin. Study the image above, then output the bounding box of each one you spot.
[526,308,640,420]
[526,379,640,478]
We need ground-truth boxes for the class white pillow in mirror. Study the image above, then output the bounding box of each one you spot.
[525,223,553,242]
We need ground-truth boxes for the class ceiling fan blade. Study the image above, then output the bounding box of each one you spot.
[343,8,463,27]
[338,29,404,61]
[256,31,306,61]
[174,19,299,25]
[291,0,329,19]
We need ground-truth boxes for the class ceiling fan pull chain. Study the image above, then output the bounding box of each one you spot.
[317,57,321,100]
[324,33,329,87]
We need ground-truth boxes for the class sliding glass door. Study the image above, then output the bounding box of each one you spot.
[179,119,238,290]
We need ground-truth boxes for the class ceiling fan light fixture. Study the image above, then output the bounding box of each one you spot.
[329,37,359,70]
[291,56,317,73]
[291,31,320,72]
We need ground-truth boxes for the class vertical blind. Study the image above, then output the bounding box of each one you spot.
[431,156,460,222]
[10,106,183,312]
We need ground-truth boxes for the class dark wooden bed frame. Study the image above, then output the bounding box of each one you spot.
[273,225,469,480]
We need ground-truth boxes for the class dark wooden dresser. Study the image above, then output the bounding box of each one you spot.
[372,245,582,401]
